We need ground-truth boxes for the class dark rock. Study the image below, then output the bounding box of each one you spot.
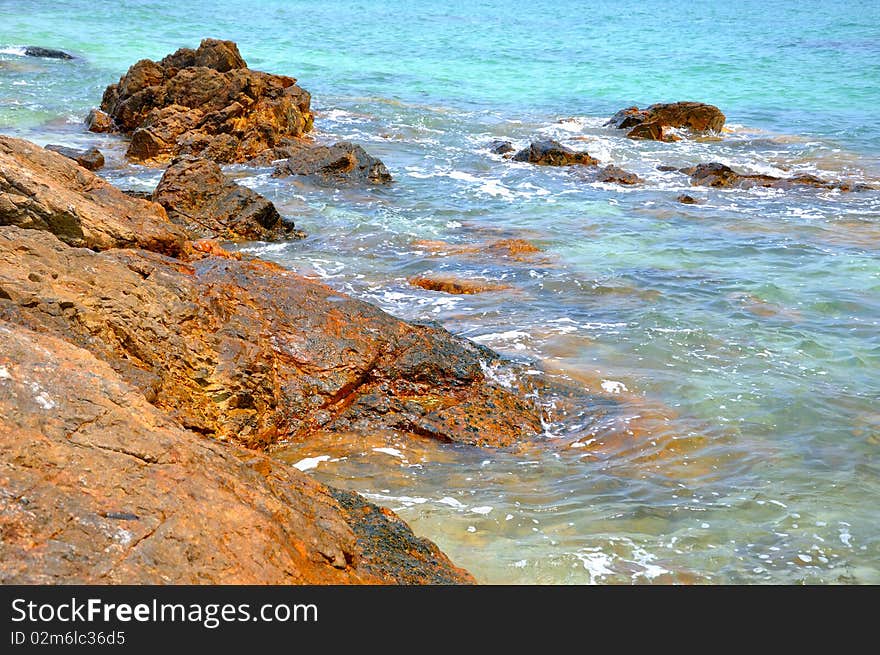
[271,141,392,185]
[607,102,726,141]
[595,164,643,185]
[512,139,599,166]
[23,46,74,60]
[676,194,702,204]
[681,162,870,191]
[98,39,313,164]
[0,135,185,254]
[121,190,154,201]
[0,226,544,449]
[153,156,301,240]
[44,144,105,171]
[85,108,114,133]
[0,318,473,584]
[657,165,680,172]
[488,140,515,155]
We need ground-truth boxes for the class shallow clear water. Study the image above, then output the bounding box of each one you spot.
[2,0,879,583]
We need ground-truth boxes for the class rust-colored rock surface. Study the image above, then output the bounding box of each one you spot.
[606,102,725,140]
[97,38,313,164]
[86,108,115,133]
[0,319,473,584]
[0,226,543,449]
[44,144,105,171]
[0,135,185,254]
[410,275,510,295]
[268,141,392,185]
[594,164,643,185]
[512,139,599,166]
[153,156,302,241]
[682,162,872,191]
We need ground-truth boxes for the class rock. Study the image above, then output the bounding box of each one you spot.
[676,194,702,204]
[657,165,680,172]
[271,141,392,185]
[595,164,643,185]
[512,139,599,166]
[607,102,725,141]
[488,140,515,155]
[23,46,74,60]
[410,275,510,295]
[0,226,544,449]
[153,156,302,241]
[681,162,871,191]
[86,108,114,133]
[0,319,473,584]
[0,135,185,254]
[98,39,313,164]
[44,144,105,171]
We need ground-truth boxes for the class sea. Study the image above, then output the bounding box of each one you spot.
[2,0,878,583]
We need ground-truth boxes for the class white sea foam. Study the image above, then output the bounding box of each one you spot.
[600,380,628,394]
[470,506,493,515]
[0,46,27,56]
[292,455,330,471]
[0,366,10,380]
[372,447,404,459]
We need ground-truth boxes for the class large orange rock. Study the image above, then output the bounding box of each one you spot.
[0,135,185,254]
[0,319,473,584]
[97,38,314,164]
[0,226,544,449]
[606,102,726,141]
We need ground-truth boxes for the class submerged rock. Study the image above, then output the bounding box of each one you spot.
[270,141,393,185]
[153,156,302,240]
[0,319,473,584]
[488,140,515,155]
[676,193,703,204]
[44,144,105,171]
[0,226,543,449]
[595,164,643,185]
[513,139,599,166]
[682,162,872,191]
[96,38,313,164]
[409,275,510,295]
[606,102,726,141]
[0,135,185,254]
[23,46,74,60]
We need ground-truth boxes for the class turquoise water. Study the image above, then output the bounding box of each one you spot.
[2,0,879,583]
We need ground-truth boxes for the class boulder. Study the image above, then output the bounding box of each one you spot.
[606,102,725,141]
[23,46,74,60]
[0,319,473,584]
[270,141,393,185]
[86,108,115,133]
[676,194,702,204]
[595,164,643,185]
[0,226,544,449]
[682,162,872,191]
[0,135,185,254]
[512,139,599,166]
[44,144,105,171]
[97,39,314,164]
[153,156,302,241]
[488,140,515,155]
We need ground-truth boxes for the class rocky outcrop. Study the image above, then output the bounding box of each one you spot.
[86,108,114,133]
[97,38,313,164]
[0,135,185,254]
[23,46,74,60]
[513,139,599,166]
[44,144,105,171]
[606,102,726,141]
[410,275,510,295]
[0,319,473,584]
[153,156,301,241]
[0,226,543,449]
[268,141,393,185]
[682,162,872,191]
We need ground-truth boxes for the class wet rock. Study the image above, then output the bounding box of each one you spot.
[512,139,599,166]
[0,135,185,254]
[607,102,725,140]
[657,165,680,172]
[23,46,74,60]
[676,194,702,204]
[410,275,510,295]
[271,141,392,185]
[488,140,515,155]
[682,162,872,191]
[0,319,473,584]
[98,39,313,164]
[86,108,115,133]
[595,164,643,185]
[0,226,544,449]
[153,156,302,240]
[44,144,105,171]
